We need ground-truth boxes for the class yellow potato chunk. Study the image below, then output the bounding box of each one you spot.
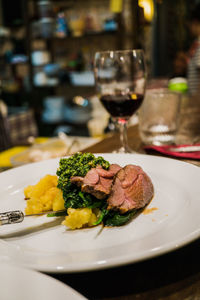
[53,188,65,211]
[24,175,64,215]
[62,208,98,229]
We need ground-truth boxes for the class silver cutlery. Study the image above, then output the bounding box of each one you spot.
[0,210,66,226]
[169,145,200,152]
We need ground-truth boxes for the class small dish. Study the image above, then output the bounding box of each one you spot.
[10,138,69,166]
[10,136,100,166]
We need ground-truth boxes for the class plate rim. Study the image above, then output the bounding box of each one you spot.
[0,262,87,299]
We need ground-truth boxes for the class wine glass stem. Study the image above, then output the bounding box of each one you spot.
[117,119,132,153]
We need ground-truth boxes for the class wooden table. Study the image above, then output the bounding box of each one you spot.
[50,106,200,300]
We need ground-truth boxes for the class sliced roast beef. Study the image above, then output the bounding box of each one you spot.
[70,164,121,199]
[107,164,154,213]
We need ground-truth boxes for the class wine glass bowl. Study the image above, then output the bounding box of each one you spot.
[94,49,146,153]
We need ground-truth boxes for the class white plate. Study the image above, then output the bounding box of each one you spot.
[0,262,87,300]
[0,153,200,273]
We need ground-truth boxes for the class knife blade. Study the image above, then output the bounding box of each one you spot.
[169,145,200,152]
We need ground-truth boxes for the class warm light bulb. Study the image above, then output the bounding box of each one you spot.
[139,0,154,22]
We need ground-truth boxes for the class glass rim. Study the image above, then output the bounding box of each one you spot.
[95,49,144,55]
[146,88,179,94]
[145,88,181,98]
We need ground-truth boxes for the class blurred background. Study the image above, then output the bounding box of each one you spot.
[0,0,198,139]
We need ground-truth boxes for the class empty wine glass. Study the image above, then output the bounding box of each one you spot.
[94,49,147,153]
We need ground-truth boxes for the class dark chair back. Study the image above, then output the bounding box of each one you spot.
[0,111,11,151]
[0,109,38,151]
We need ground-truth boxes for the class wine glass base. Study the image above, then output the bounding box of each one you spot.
[112,146,136,154]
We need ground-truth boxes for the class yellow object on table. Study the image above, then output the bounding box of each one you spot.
[0,137,49,168]
[0,146,28,167]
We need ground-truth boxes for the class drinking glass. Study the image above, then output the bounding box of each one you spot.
[139,89,181,145]
[94,49,146,153]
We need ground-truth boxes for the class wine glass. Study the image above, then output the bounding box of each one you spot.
[94,49,146,153]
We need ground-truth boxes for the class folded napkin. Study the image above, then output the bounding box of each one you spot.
[144,144,200,159]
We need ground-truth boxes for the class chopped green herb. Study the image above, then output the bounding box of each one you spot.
[57,152,110,209]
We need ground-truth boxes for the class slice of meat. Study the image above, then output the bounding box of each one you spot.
[70,164,121,199]
[96,164,122,178]
[69,176,83,186]
[82,168,100,185]
[107,164,154,213]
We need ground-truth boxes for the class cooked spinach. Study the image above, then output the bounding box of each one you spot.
[93,205,109,226]
[47,210,67,217]
[103,209,137,226]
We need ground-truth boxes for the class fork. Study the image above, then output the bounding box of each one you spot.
[0,210,66,226]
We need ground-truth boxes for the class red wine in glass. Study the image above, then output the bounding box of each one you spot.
[100,93,144,118]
